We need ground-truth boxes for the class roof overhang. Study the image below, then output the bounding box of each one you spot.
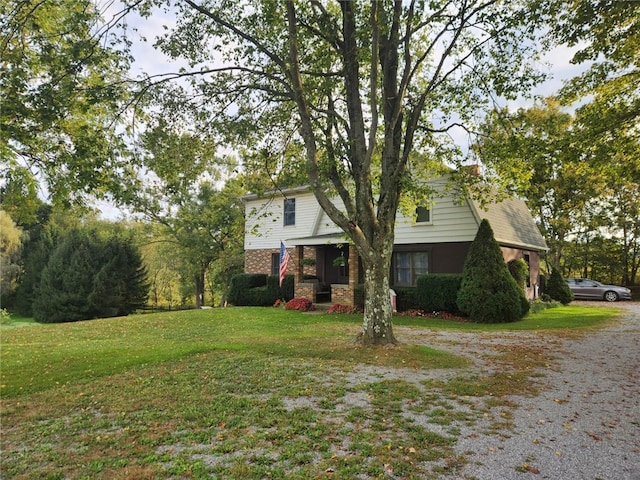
[284,232,348,246]
[242,185,312,201]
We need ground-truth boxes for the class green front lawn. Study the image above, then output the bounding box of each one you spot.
[0,305,620,479]
[1,307,460,398]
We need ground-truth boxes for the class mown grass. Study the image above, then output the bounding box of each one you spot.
[0,304,620,479]
[394,304,619,331]
[0,313,37,329]
[0,308,468,398]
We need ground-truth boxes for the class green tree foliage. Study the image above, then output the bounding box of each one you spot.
[476,99,639,285]
[548,0,639,136]
[118,124,245,308]
[173,181,245,308]
[32,229,149,323]
[546,267,573,305]
[128,0,547,344]
[90,236,150,317]
[139,229,185,310]
[545,1,640,284]
[128,154,245,307]
[0,210,24,301]
[475,99,601,270]
[13,220,60,316]
[33,230,98,322]
[0,167,46,227]
[457,220,528,323]
[1,0,132,205]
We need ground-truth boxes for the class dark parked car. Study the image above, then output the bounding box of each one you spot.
[566,278,632,302]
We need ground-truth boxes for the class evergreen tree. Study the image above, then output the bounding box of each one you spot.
[101,236,149,316]
[457,219,529,323]
[33,230,98,323]
[546,267,574,305]
[32,229,149,323]
[14,224,59,316]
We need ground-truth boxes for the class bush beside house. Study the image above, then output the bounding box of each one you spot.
[508,258,529,293]
[229,274,294,306]
[457,219,529,323]
[416,274,463,315]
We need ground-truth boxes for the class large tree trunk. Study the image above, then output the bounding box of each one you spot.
[194,270,205,308]
[359,235,397,346]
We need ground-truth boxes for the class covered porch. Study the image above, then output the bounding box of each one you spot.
[289,241,360,306]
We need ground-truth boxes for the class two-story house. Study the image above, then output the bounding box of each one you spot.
[243,179,548,306]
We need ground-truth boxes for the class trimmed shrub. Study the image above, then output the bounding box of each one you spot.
[394,287,420,312]
[354,285,419,312]
[456,219,528,323]
[228,274,267,305]
[546,267,573,305]
[266,274,294,302]
[228,273,294,306]
[508,259,529,293]
[415,274,462,314]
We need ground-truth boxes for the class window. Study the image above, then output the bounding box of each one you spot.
[394,251,429,286]
[284,198,296,226]
[415,206,431,223]
[271,253,280,275]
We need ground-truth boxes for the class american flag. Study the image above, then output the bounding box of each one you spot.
[279,241,291,286]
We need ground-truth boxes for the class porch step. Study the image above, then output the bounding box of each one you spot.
[312,302,332,312]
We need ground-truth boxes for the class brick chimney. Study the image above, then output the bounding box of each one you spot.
[463,164,481,176]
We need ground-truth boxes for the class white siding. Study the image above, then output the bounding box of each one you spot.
[245,191,342,249]
[244,185,480,249]
[314,197,346,236]
[394,195,479,244]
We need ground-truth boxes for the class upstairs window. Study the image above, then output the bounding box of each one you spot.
[284,198,296,226]
[415,206,431,223]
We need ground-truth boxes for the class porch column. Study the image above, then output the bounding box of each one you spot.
[295,245,304,285]
[294,245,316,301]
[347,244,359,306]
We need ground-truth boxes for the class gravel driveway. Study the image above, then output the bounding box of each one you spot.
[447,302,640,480]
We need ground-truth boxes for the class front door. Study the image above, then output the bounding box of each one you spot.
[323,244,349,285]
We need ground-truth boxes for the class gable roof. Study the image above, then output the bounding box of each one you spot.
[469,197,548,252]
[243,183,548,253]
